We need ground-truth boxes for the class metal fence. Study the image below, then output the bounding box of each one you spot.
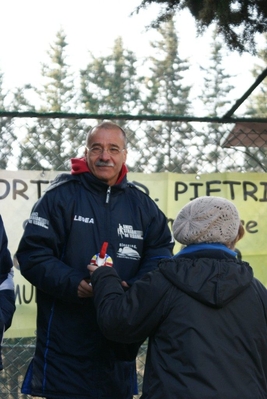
[1,114,267,398]
[1,114,267,173]
[0,338,35,399]
[0,337,147,399]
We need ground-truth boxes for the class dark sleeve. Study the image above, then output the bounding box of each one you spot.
[0,216,15,330]
[0,216,13,282]
[251,278,267,321]
[127,199,174,286]
[16,190,88,303]
[0,290,16,370]
[91,266,170,343]
[0,290,15,330]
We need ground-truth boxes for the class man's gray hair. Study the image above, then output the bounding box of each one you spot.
[86,120,127,147]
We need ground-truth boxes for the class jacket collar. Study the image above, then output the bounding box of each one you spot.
[176,243,237,258]
[70,157,128,185]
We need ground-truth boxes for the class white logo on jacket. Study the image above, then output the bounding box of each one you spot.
[28,212,49,229]
[117,224,143,240]
[117,245,141,260]
[73,215,94,224]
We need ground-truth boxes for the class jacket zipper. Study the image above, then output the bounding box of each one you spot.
[105,187,111,246]
[105,186,111,204]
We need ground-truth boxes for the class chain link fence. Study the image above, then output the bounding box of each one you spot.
[1,114,267,398]
[2,115,267,173]
[0,337,148,399]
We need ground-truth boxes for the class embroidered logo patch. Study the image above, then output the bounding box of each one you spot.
[28,212,49,229]
[117,224,143,240]
[117,245,141,260]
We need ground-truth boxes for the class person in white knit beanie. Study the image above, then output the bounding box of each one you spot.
[89,196,267,399]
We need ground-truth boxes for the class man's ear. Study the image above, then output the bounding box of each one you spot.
[123,149,127,162]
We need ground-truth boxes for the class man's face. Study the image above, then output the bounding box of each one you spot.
[85,127,127,186]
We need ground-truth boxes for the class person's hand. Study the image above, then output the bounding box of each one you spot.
[88,264,98,275]
[87,264,129,289]
[77,279,94,298]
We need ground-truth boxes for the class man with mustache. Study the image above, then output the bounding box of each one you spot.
[16,121,174,399]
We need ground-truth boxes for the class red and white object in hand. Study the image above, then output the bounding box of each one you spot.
[90,242,113,267]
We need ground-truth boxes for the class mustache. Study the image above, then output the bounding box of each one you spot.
[95,160,115,167]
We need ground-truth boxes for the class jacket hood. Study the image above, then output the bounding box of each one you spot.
[159,254,253,308]
[70,157,128,185]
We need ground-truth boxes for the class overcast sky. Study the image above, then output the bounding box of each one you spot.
[0,0,263,115]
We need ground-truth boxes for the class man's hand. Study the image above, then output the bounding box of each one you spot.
[78,279,93,298]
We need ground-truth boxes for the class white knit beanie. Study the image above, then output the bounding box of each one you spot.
[172,196,240,245]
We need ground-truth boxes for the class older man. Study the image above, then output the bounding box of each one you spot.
[17,121,173,399]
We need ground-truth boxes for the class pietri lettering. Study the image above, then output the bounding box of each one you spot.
[174,180,267,202]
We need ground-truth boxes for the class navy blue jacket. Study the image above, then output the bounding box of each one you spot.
[91,247,267,399]
[0,216,13,282]
[0,215,16,370]
[16,171,173,398]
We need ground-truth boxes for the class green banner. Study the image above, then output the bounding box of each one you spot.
[1,170,266,337]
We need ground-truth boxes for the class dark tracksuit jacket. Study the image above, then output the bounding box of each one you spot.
[16,160,173,399]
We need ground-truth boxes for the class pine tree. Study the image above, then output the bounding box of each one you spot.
[0,71,15,169]
[243,35,267,172]
[80,37,141,116]
[197,29,237,173]
[135,0,267,53]
[138,17,195,172]
[80,36,142,170]
[18,29,85,171]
